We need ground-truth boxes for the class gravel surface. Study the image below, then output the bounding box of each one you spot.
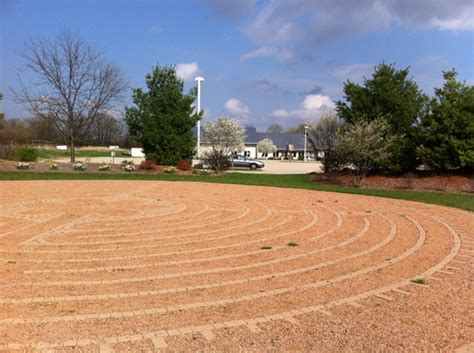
[0,180,472,352]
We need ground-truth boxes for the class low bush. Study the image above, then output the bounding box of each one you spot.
[49,162,58,170]
[14,146,38,162]
[122,160,135,172]
[139,159,156,170]
[164,166,177,174]
[72,162,86,171]
[16,162,30,170]
[176,159,192,171]
[99,163,111,171]
[202,150,231,173]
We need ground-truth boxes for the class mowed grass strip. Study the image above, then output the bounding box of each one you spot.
[0,171,472,212]
[35,149,129,159]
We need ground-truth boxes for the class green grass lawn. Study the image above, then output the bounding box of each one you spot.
[1,171,472,211]
[36,149,129,159]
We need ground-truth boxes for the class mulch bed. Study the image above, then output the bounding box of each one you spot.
[311,171,473,194]
[0,159,193,175]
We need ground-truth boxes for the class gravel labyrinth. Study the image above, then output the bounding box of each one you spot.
[0,181,472,352]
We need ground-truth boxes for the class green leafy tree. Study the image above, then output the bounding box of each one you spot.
[336,63,429,172]
[125,65,200,165]
[417,70,474,170]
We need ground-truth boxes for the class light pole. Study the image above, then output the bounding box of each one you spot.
[195,76,205,159]
[304,125,309,162]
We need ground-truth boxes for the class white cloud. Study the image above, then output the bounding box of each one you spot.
[270,94,335,124]
[331,64,373,82]
[431,14,474,31]
[270,109,290,119]
[241,0,473,62]
[224,98,250,117]
[270,94,336,126]
[241,46,293,62]
[176,62,200,81]
[301,94,335,111]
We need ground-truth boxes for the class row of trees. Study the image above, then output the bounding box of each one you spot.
[309,64,473,176]
[0,112,130,147]
[6,31,472,176]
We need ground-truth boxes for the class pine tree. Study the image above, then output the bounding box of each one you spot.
[125,65,200,165]
[417,70,474,170]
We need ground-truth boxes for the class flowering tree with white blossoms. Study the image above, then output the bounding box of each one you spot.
[257,138,277,157]
[202,117,245,172]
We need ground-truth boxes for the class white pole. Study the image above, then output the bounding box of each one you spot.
[304,125,309,162]
[195,76,205,159]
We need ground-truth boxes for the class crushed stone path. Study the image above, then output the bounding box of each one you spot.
[0,180,472,352]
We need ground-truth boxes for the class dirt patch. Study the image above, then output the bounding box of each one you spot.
[0,181,472,351]
[312,171,474,194]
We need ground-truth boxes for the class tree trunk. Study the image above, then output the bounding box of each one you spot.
[70,135,75,163]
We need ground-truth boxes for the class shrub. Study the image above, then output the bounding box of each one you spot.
[99,162,111,171]
[72,161,86,171]
[49,162,58,170]
[14,146,38,161]
[139,159,156,170]
[121,160,135,172]
[16,162,30,170]
[202,150,231,173]
[200,169,211,176]
[123,164,135,172]
[164,166,177,174]
[121,159,134,166]
[176,159,192,171]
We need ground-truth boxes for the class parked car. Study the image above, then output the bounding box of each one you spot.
[232,155,265,170]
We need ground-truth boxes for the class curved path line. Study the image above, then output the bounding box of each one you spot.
[0,212,418,325]
[24,217,369,276]
[8,218,373,303]
[31,202,273,246]
[0,206,322,263]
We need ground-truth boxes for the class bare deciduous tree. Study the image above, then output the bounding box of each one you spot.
[13,31,128,161]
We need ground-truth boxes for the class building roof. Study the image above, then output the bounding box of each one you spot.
[193,125,305,150]
[244,127,305,150]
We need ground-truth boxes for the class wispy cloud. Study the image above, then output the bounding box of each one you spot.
[240,0,473,62]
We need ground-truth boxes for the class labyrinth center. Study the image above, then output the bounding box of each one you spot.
[0,180,472,351]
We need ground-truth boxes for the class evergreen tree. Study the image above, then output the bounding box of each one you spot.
[336,63,429,172]
[417,70,474,170]
[125,65,200,164]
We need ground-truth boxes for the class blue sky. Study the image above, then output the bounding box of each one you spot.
[1,0,473,129]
